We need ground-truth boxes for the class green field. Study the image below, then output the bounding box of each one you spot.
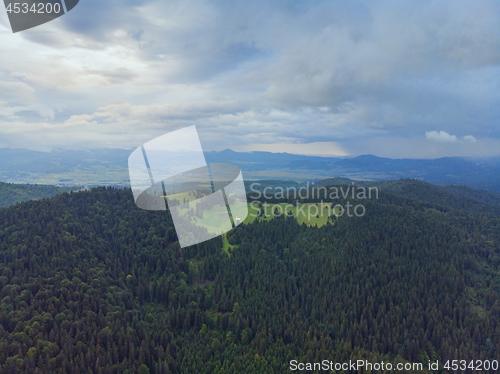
[244,202,338,227]
[166,190,209,204]
[167,195,338,255]
[174,200,337,232]
[177,202,232,233]
[167,192,245,237]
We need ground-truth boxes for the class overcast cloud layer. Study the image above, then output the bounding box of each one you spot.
[0,0,499,158]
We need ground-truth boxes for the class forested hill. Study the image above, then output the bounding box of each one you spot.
[314,178,500,217]
[373,179,500,212]
[0,182,75,208]
[0,187,499,373]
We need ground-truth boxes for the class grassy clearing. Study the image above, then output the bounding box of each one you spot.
[222,234,239,255]
[167,190,249,237]
[168,196,233,235]
[244,202,338,227]
[166,190,209,204]
[168,192,339,255]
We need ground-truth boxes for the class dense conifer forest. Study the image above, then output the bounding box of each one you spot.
[0,182,74,208]
[0,185,499,373]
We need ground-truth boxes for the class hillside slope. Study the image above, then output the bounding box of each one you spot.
[0,181,75,208]
[312,178,500,216]
[0,187,498,373]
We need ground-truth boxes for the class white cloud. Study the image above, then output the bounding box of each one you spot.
[425,131,480,145]
[463,135,477,143]
[0,80,55,119]
[426,131,458,143]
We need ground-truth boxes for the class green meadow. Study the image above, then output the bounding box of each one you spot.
[166,190,209,204]
[244,202,338,227]
[166,191,339,255]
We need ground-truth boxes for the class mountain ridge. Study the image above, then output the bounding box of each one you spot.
[1,147,499,192]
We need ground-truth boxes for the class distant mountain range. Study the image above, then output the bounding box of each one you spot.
[1,147,500,193]
[207,149,500,193]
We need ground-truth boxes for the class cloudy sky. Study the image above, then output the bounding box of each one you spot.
[0,0,499,158]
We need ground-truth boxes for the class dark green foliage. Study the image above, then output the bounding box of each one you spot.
[0,186,499,373]
[312,178,500,216]
[0,181,75,208]
[441,184,500,207]
[375,179,500,216]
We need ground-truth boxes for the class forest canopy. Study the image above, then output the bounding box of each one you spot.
[0,183,498,373]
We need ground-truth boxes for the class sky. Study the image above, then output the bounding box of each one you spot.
[0,0,499,159]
